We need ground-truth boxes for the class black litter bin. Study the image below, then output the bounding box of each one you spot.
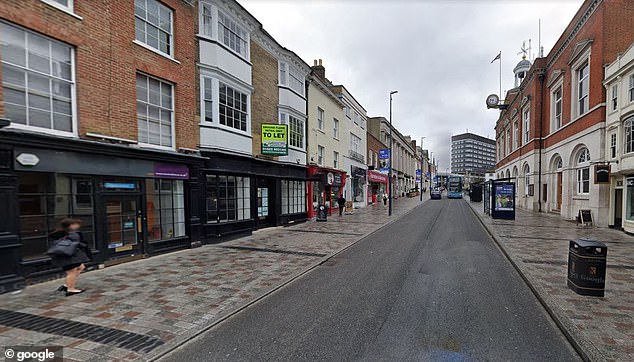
[316,204,327,222]
[567,237,607,297]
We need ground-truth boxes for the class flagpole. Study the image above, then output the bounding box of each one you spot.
[499,51,502,101]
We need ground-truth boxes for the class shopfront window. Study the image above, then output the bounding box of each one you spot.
[353,176,364,202]
[206,174,250,223]
[145,179,185,241]
[18,173,95,260]
[627,178,634,221]
[281,180,306,215]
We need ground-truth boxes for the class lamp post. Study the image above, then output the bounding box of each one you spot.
[419,137,425,201]
[388,90,398,216]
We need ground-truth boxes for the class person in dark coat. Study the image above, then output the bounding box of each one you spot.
[337,195,346,216]
[49,218,91,296]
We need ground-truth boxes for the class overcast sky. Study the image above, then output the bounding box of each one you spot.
[240,0,583,171]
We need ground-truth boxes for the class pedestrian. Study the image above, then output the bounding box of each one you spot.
[383,193,388,206]
[337,195,346,216]
[48,218,91,296]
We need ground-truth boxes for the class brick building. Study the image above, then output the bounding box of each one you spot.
[494,0,634,226]
[0,0,201,292]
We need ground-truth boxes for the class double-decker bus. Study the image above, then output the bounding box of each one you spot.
[447,175,463,199]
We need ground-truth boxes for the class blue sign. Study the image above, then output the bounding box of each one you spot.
[426,172,431,177]
[416,169,422,176]
[379,149,390,160]
[104,182,136,190]
[379,167,390,173]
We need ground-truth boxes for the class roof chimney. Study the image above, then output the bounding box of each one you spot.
[312,58,326,81]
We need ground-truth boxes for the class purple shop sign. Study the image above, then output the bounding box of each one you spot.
[154,163,189,179]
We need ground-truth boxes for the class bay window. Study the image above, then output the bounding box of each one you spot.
[218,10,248,58]
[279,62,304,95]
[219,82,248,132]
[280,112,304,149]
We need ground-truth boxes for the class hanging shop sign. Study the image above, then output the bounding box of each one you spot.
[594,165,610,184]
[16,153,40,167]
[379,149,390,159]
[261,124,288,156]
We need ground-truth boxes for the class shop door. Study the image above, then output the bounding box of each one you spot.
[104,195,143,259]
[556,172,563,210]
[257,187,270,227]
[615,189,623,227]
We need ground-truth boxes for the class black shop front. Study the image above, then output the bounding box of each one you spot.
[0,130,203,293]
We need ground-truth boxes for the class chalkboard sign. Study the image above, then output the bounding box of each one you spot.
[578,209,592,226]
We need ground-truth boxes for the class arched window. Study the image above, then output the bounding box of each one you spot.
[556,158,563,170]
[625,116,634,154]
[576,147,590,194]
[524,164,531,196]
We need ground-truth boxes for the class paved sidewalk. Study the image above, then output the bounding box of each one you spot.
[467,201,634,362]
[0,196,424,362]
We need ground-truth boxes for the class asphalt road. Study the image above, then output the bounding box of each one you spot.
[163,198,580,361]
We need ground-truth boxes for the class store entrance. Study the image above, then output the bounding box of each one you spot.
[614,188,623,228]
[104,195,144,261]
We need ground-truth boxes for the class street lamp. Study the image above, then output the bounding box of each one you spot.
[388,90,398,216]
[419,136,425,201]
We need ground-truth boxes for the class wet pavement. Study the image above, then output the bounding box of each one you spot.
[468,200,634,362]
[0,197,422,361]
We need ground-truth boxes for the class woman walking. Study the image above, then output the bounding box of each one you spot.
[49,218,91,296]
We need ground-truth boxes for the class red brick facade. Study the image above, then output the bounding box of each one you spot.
[0,0,198,148]
[496,0,634,169]
[366,131,386,168]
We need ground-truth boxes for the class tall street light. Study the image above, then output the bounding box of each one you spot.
[420,136,425,201]
[388,90,398,216]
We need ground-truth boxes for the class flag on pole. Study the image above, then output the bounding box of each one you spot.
[491,52,501,63]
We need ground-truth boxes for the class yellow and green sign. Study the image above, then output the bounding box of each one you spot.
[261,124,288,156]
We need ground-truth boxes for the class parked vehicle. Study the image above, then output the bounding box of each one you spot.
[431,189,442,200]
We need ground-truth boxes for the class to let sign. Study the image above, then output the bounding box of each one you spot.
[261,124,288,156]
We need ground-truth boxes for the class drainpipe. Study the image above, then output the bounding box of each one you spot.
[538,70,545,212]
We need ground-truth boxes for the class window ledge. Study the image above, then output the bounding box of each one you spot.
[573,195,590,200]
[316,128,325,134]
[40,0,83,20]
[136,142,176,152]
[133,40,180,64]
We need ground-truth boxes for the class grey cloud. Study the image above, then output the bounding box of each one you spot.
[240,0,582,170]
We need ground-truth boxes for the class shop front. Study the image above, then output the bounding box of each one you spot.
[306,165,347,218]
[367,170,388,204]
[0,131,202,292]
[350,165,367,207]
[201,152,307,242]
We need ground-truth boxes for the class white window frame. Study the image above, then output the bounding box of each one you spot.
[610,132,617,159]
[134,0,174,57]
[551,84,563,131]
[333,118,339,139]
[513,121,519,150]
[344,106,351,119]
[278,61,304,96]
[576,148,591,195]
[629,74,634,103]
[524,165,531,196]
[1,21,77,137]
[625,116,634,154]
[136,72,175,150]
[333,151,339,169]
[40,0,81,19]
[317,107,324,131]
[570,49,591,119]
[200,2,214,38]
[198,74,251,135]
[522,106,530,144]
[612,84,619,111]
[280,111,305,150]
[217,9,249,60]
[317,145,324,165]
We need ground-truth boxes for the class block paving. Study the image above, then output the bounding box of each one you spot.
[468,201,634,362]
[0,197,423,362]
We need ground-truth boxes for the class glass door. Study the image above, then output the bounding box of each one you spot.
[105,196,143,257]
[257,187,269,220]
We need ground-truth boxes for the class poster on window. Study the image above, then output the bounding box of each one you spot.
[261,124,288,155]
[494,184,514,211]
